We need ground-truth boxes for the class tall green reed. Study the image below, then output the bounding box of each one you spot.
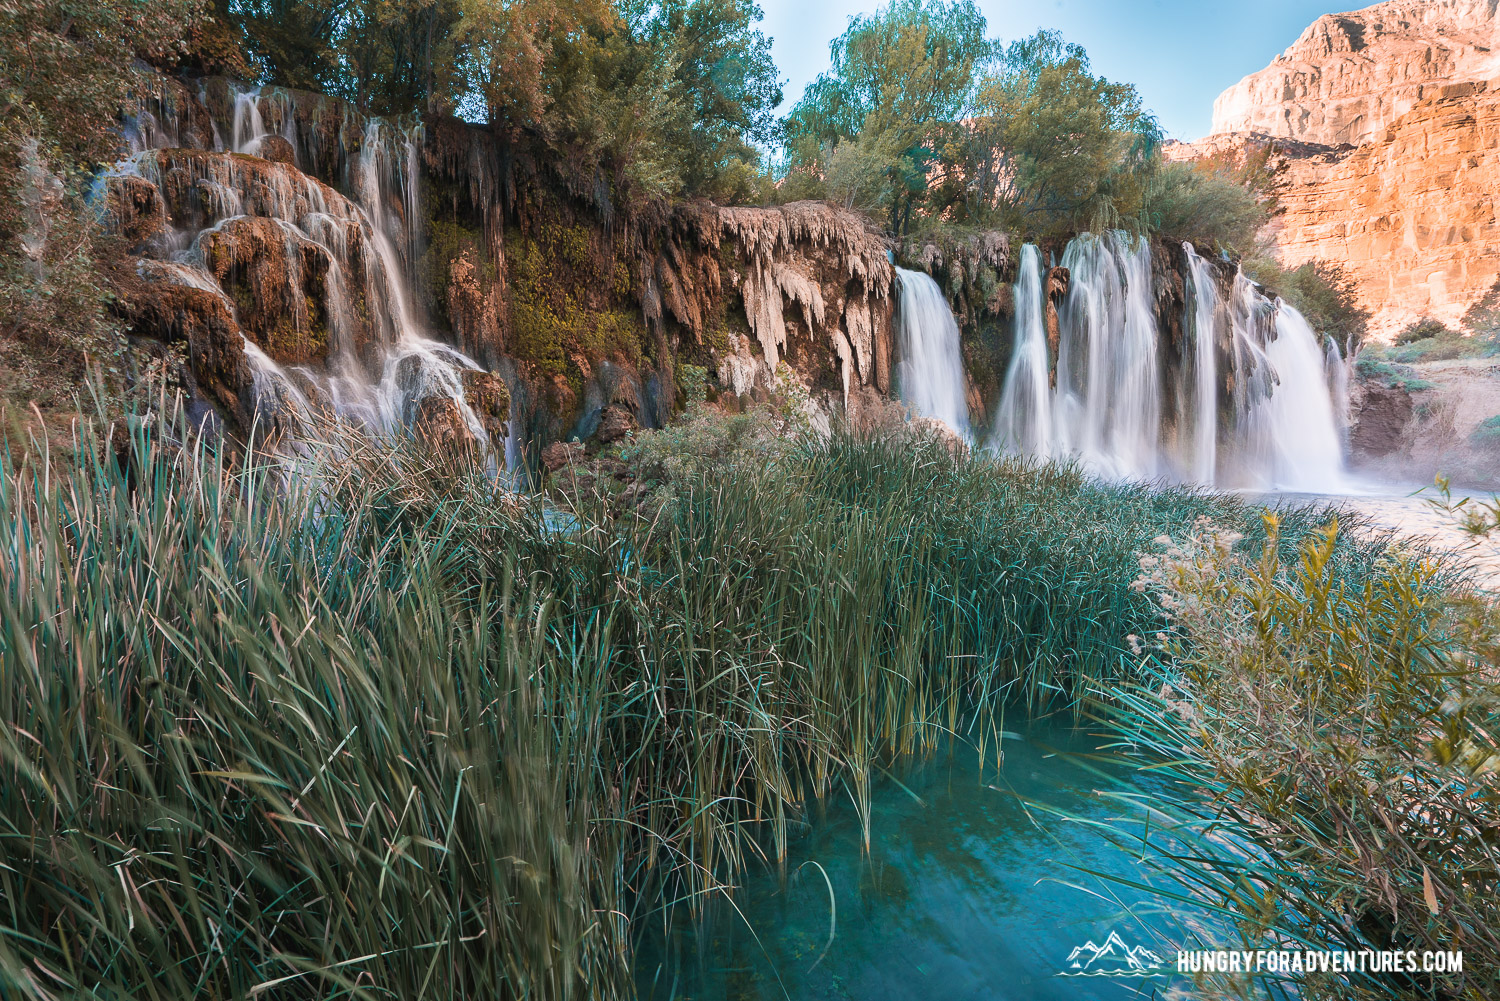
[0,400,1376,998]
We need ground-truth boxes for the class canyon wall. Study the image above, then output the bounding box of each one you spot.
[1176,0,1500,341]
[1211,0,1500,146]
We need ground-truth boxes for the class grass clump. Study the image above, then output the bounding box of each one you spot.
[1110,516,1494,1001]
[1469,415,1500,449]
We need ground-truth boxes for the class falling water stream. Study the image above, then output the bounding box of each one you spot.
[134,85,498,455]
[900,232,1350,492]
[894,268,971,435]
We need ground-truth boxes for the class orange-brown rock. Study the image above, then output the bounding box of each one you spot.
[256,135,296,166]
[412,396,476,454]
[1211,0,1500,146]
[1174,1,1500,340]
[595,404,638,444]
[541,440,584,472]
[1270,82,1500,338]
[105,175,166,250]
[122,278,251,417]
[203,216,334,365]
[461,369,510,444]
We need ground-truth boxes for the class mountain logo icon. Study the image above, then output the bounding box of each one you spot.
[1061,929,1165,977]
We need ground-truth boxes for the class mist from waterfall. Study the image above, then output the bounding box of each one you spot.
[994,245,1053,455]
[893,268,970,435]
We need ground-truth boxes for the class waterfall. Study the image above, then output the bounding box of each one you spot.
[1048,233,1159,478]
[894,268,970,434]
[155,88,499,456]
[1326,337,1350,442]
[994,245,1053,455]
[1255,304,1347,491]
[1183,243,1220,483]
[983,232,1347,491]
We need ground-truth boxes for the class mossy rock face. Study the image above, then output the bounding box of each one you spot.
[462,369,511,444]
[204,216,333,366]
[505,223,650,407]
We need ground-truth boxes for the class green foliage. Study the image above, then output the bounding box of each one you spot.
[1397,315,1459,345]
[1355,355,1435,392]
[1243,254,1371,350]
[782,0,994,230]
[1470,414,1500,448]
[505,224,646,389]
[0,0,206,422]
[1114,517,1494,1000]
[1462,274,1500,348]
[960,30,1160,234]
[1143,160,1267,252]
[0,394,1415,996]
[232,0,783,200]
[1369,318,1487,364]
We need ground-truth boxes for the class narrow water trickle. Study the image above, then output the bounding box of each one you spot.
[894,268,970,435]
[1183,243,1220,484]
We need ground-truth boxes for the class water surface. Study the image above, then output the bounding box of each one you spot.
[638,723,1199,1001]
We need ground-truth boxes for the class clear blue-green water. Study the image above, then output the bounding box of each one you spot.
[637,722,1204,1001]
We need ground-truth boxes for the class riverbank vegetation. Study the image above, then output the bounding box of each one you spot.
[1112,516,1495,1001]
[0,401,1403,997]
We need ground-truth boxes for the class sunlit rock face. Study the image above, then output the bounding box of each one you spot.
[1210,0,1500,146]
[1272,82,1500,339]
[1166,0,1500,340]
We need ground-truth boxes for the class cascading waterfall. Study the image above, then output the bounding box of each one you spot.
[1183,243,1220,483]
[994,245,1053,456]
[893,267,970,434]
[137,84,498,456]
[1051,233,1160,478]
[984,232,1347,490]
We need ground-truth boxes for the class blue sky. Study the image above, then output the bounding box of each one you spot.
[758,0,1356,140]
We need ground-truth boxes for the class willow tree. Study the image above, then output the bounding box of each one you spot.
[948,30,1162,233]
[781,0,995,232]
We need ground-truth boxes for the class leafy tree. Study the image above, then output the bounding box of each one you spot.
[783,0,995,232]
[1462,275,1500,345]
[1395,316,1457,344]
[1144,160,1267,253]
[959,30,1160,232]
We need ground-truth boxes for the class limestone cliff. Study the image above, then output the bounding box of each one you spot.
[1210,0,1500,146]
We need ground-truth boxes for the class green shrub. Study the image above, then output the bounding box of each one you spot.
[1470,414,1500,448]
[1355,355,1435,392]
[1396,316,1459,344]
[1111,517,1494,1001]
[1144,160,1267,252]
